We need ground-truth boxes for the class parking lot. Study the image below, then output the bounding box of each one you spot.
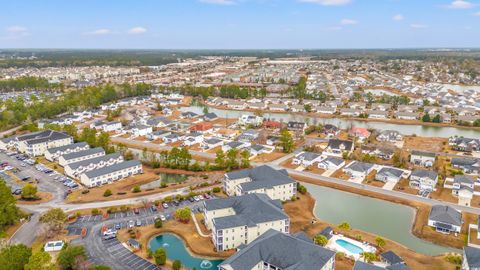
[0,151,70,202]
[66,198,210,269]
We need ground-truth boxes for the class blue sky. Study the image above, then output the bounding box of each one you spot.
[1,0,480,49]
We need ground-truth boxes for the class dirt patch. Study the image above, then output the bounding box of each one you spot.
[394,179,419,195]
[253,152,286,163]
[430,187,458,204]
[403,136,448,153]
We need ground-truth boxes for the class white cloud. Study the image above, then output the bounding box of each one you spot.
[410,24,428,28]
[392,14,404,21]
[340,19,357,25]
[84,29,111,35]
[199,0,236,5]
[3,26,29,39]
[474,11,480,16]
[128,27,147,34]
[446,0,474,9]
[298,0,352,6]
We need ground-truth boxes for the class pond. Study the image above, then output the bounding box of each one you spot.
[149,233,223,270]
[181,105,480,139]
[303,182,459,256]
[140,173,187,189]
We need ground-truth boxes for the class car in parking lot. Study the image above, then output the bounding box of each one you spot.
[151,205,157,212]
[136,220,142,227]
[103,233,116,240]
[128,220,135,228]
[115,223,121,230]
[188,197,195,202]
[133,208,140,214]
[162,203,169,209]
[159,215,166,222]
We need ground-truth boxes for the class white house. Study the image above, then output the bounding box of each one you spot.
[409,169,438,191]
[428,205,462,234]
[410,150,436,167]
[292,152,323,167]
[129,124,152,137]
[102,121,122,132]
[64,153,124,179]
[324,139,354,157]
[238,115,263,127]
[375,167,408,183]
[343,161,375,179]
[182,133,204,147]
[318,156,345,170]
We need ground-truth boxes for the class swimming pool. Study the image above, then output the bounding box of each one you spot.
[335,239,364,254]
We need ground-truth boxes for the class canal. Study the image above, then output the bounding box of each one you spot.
[149,233,223,269]
[303,182,458,256]
[181,105,480,139]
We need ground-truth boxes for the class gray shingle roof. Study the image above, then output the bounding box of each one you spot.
[464,246,480,268]
[220,229,335,270]
[429,205,462,226]
[345,161,374,173]
[377,167,404,179]
[353,261,384,270]
[46,142,88,154]
[61,147,105,161]
[204,193,288,230]
[411,169,438,180]
[83,160,141,179]
[226,165,295,192]
[66,153,123,170]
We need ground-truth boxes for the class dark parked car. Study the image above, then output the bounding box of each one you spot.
[133,208,140,214]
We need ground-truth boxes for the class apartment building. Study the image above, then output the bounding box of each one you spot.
[223,165,297,201]
[64,153,124,178]
[79,160,143,187]
[219,229,335,270]
[58,147,105,167]
[15,130,73,156]
[203,193,290,251]
[44,142,90,161]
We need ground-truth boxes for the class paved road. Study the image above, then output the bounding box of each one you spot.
[273,164,480,215]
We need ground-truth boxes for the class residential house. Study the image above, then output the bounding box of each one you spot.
[263,120,282,129]
[410,150,436,167]
[203,112,218,121]
[217,128,239,140]
[343,161,375,178]
[290,104,305,112]
[449,137,480,152]
[361,144,395,160]
[269,103,289,112]
[247,144,273,157]
[102,121,122,132]
[395,112,419,120]
[189,122,214,134]
[409,169,438,191]
[203,193,290,251]
[218,229,335,270]
[451,157,480,174]
[237,129,259,142]
[292,152,323,167]
[266,135,280,146]
[128,124,152,137]
[146,116,172,128]
[163,133,182,144]
[428,205,462,234]
[324,139,354,157]
[380,251,406,267]
[318,156,345,170]
[181,111,199,119]
[287,121,306,133]
[458,115,480,125]
[375,167,407,183]
[452,175,475,200]
[371,103,392,111]
[322,124,340,137]
[227,100,247,110]
[201,137,224,150]
[463,246,480,270]
[223,165,296,201]
[44,142,90,162]
[349,127,371,142]
[238,115,263,127]
[340,108,361,117]
[377,130,403,142]
[79,160,143,188]
[397,105,418,113]
[58,147,105,167]
[146,130,171,141]
[182,133,204,147]
[316,106,336,114]
[222,141,251,152]
[367,110,389,119]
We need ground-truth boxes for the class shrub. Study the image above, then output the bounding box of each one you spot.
[313,234,328,246]
[103,189,112,197]
[338,222,350,230]
[154,218,163,228]
[81,190,90,194]
[160,181,168,188]
[212,187,221,193]
[132,186,141,193]
[297,184,307,194]
[154,248,166,265]
[91,208,100,215]
[117,192,127,195]
[172,260,182,270]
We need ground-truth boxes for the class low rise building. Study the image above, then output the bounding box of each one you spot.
[223,165,296,201]
[15,130,73,156]
[79,160,143,187]
[218,229,335,270]
[409,169,438,191]
[44,142,90,161]
[58,147,105,167]
[64,153,124,178]
[428,205,462,234]
[203,193,290,251]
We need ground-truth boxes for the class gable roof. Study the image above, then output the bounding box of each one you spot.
[464,246,480,268]
[428,205,462,226]
[220,229,335,270]
[61,147,104,161]
[46,142,88,154]
[225,165,295,191]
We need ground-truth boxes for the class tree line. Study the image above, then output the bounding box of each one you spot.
[0,82,151,132]
[0,76,64,92]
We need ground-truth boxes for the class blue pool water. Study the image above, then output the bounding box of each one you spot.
[149,233,223,270]
[335,239,364,254]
